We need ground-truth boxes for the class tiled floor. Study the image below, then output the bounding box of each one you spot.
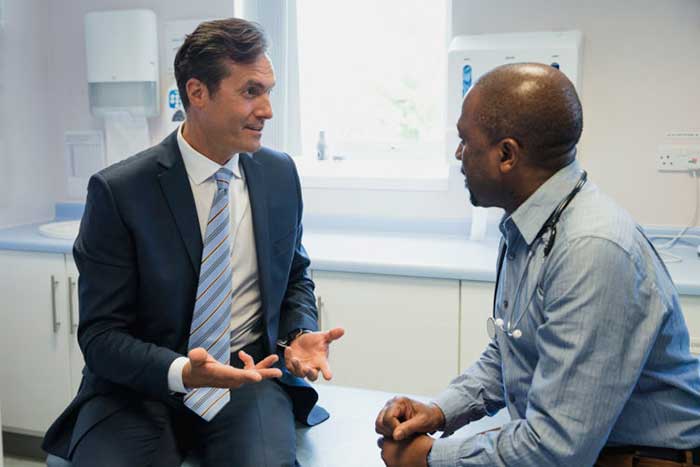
[3,456,45,467]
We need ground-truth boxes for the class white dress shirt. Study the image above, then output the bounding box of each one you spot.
[168,124,263,393]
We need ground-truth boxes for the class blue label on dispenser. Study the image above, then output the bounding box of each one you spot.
[462,64,473,96]
[168,89,182,109]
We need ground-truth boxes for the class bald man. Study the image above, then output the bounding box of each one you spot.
[375,63,700,467]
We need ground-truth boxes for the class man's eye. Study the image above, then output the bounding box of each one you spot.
[245,87,259,97]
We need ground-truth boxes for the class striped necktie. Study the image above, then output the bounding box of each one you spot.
[184,167,234,421]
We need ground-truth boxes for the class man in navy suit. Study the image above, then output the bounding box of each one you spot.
[43,18,343,466]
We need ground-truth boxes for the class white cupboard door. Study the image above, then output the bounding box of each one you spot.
[681,295,700,356]
[312,271,460,396]
[459,281,495,373]
[65,256,85,397]
[0,251,72,435]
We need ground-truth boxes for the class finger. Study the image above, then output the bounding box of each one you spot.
[230,369,263,387]
[384,401,406,425]
[257,368,283,379]
[305,366,319,382]
[380,403,403,435]
[324,327,345,342]
[289,358,304,378]
[285,358,295,374]
[238,350,255,370]
[254,354,279,369]
[319,360,333,381]
[394,416,424,441]
[188,348,209,367]
[375,408,390,435]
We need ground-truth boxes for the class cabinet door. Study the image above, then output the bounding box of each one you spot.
[0,251,72,435]
[459,281,495,372]
[65,256,85,396]
[312,271,459,396]
[680,295,700,356]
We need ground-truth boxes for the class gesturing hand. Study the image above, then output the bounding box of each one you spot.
[375,397,446,441]
[182,347,282,389]
[284,328,345,381]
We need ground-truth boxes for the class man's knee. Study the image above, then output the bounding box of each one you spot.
[71,400,181,467]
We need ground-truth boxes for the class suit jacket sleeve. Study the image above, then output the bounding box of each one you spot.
[277,155,319,337]
[74,173,180,400]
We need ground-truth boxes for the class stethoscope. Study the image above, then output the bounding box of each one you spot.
[487,170,588,341]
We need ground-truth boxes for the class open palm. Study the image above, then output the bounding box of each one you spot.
[284,328,345,381]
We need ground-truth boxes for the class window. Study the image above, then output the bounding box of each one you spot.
[242,0,450,189]
[297,0,447,165]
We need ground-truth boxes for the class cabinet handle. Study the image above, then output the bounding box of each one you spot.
[68,277,77,334]
[316,296,324,331]
[50,275,60,333]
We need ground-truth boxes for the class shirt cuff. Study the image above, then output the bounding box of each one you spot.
[433,387,466,433]
[428,437,461,467]
[167,356,189,393]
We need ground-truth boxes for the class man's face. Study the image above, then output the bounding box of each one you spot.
[455,91,502,208]
[200,54,275,154]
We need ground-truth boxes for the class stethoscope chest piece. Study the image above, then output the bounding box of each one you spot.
[487,316,522,340]
[487,317,511,340]
[487,316,497,340]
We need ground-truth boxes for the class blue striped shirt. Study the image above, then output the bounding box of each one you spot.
[429,161,700,466]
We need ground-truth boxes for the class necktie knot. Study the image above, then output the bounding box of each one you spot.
[214,168,234,191]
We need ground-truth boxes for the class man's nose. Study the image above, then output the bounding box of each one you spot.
[256,94,273,120]
[455,143,463,160]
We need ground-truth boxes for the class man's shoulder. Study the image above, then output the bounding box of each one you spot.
[250,146,294,167]
[95,136,176,188]
[559,184,641,254]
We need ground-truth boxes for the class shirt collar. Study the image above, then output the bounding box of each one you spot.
[177,123,242,185]
[502,160,584,246]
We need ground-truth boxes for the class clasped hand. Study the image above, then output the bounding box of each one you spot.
[374,397,446,467]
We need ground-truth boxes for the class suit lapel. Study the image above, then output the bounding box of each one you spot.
[157,132,202,276]
[240,153,271,321]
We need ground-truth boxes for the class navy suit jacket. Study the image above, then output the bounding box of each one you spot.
[42,131,326,459]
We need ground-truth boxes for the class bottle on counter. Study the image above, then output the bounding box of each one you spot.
[316,130,328,161]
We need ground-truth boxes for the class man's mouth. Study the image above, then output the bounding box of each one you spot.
[245,125,264,132]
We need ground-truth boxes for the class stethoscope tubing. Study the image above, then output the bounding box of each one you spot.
[489,170,588,341]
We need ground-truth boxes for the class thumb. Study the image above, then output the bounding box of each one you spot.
[188,348,208,368]
[325,327,345,342]
[393,417,424,441]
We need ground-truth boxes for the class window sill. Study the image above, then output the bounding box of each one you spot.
[296,160,451,191]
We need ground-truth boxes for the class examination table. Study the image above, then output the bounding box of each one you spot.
[46,384,508,466]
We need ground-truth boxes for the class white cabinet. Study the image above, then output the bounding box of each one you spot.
[66,258,84,396]
[0,251,83,436]
[459,281,495,372]
[312,271,460,396]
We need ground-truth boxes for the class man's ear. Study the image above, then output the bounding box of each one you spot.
[498,138,521,174]
[186,78,208,109]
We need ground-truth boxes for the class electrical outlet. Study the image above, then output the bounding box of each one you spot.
[657,144,700,172]
[691,337,700,356]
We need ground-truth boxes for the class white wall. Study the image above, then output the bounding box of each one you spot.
[450,0,700,227]
[7,1,698,229]
[46,0,234,200]
[0,0,52,228]
[301,0,700,229]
